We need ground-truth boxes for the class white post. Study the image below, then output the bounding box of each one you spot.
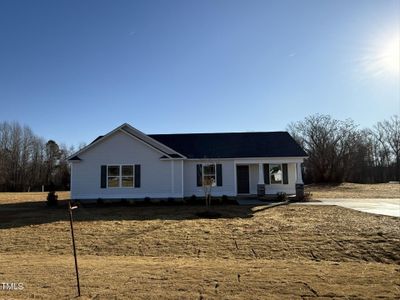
[171,160,174,194]
[258,163,264,184]
[257,163,265,196]
[181,160,184,198]
[233,162,237,195]
[296,162,303,184]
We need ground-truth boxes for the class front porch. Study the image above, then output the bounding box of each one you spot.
[233,159,303,197]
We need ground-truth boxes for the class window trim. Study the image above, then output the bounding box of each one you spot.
[202,163,217,187]
[269,163,283,185]
[106,164,135,188]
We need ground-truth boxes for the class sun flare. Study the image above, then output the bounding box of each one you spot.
[360,34,400,79]
[379,37,400,74]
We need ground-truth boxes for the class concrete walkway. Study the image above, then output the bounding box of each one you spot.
[236,198,267,206]
[297,198,400,217]
[236,199,290,209]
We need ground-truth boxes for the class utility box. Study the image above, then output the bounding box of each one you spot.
[296,184,304,200]
[257,184,265,197]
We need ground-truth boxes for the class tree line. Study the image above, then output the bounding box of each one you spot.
[288,114,399,183]
[0,122,74,192]
[0,115,398,192]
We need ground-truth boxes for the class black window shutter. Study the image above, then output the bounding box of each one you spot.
[263,164,270,184]
[135,165,141,188]
[101,165,107,188]
[282,163,288,184]
[196,164,203,186]
[216,164,222,186]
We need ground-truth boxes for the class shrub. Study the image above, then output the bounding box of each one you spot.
[297,192,312,202]
[144,197,151,203]
[276,192,287,201]
[97,198,104,205]
[184,195,199,205]
[187,195,196,204]
[46,181,58,206]
[46,191,58,206]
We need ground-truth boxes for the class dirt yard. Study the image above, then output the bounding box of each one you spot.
[306,182,400,199]
[0,192,399,299]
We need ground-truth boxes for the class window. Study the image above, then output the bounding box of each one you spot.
[269,164,282,184]
[107,165,134,188]
[196,163,222,187]
[203,164,216,186]
[121,165,134,187]
[107,165,120,187]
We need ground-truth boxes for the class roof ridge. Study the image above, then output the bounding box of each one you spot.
[149,131,289,136]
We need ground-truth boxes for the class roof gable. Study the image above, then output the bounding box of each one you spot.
[67,123,185,161]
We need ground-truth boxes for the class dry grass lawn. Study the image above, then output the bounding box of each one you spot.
[306,182,400,199]
[0,191,399,299]
[0,191,70,204]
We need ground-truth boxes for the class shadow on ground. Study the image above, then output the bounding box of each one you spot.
[0,199,283,229]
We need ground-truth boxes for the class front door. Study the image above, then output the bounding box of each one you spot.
[236,165,250,194]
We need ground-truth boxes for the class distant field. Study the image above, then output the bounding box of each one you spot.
[0,193,399,299]
[306,182,400,199]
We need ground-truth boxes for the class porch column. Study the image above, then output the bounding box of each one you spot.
[258,163,264,184]
[296,162,303,184]
[295,162,304,200]
[171,160,174,194]
[257,163,265,196]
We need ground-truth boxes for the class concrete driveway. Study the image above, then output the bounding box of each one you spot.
[301,198,400,217]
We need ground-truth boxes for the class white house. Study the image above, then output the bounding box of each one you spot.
[68,123,307,200]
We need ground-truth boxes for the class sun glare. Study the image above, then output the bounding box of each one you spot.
[360,34,400,79]
[380,37,400,74]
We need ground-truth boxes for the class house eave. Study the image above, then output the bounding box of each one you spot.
[68,155,82,162]
[185,156,308,161]
[159,157,186,161]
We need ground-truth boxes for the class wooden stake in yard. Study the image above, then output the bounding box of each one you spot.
[68,200,81,297]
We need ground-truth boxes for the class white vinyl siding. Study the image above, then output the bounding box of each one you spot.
[184,160,235,197]
[70,130,183,199]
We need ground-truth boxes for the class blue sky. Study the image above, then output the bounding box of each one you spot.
[0,0,399,147]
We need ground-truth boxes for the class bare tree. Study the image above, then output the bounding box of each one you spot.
[289,114,399,183]
[372,115,400,181]
[202,176,214,209]
[45,140,61,185]
[0,121,71,192]
[288,114,359,183]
